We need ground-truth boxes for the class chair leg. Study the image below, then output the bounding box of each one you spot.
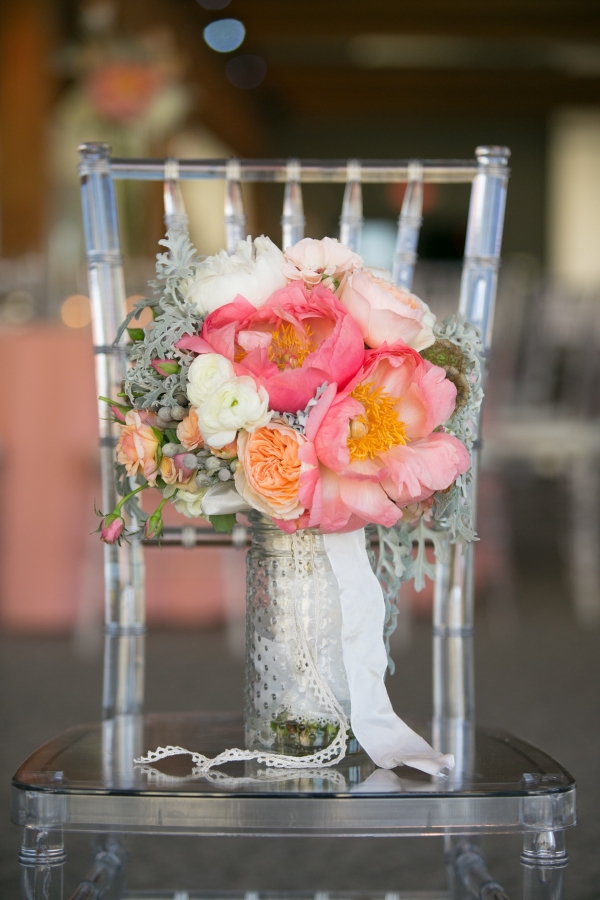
[69,836,127,900]
[445,837,509,899]
[521,832,567,900]
[19,828,66,900]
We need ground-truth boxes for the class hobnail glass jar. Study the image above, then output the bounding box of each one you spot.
[244,512,357,757]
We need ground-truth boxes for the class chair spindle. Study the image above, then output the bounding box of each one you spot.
[78,142,146,720]
[432,146,510,777]
[392,160,423,290]
[339,159,363,252]
[281,159,306,250]
[163,159,188,234]
[225,158,247,254]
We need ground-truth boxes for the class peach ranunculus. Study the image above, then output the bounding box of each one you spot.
[176,409,204,451]
[234,423,314,521]
[159,454,197,486]
[299,343,470,533]
[178,280,366,414]
[116,410,160,486]
[282,237,363,289]
[339,268,436,352]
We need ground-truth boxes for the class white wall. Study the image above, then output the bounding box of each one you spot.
[548,108,600,290]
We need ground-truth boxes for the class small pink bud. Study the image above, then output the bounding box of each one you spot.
[110,405,127,423]
[101,513,125,544]
[173,453,196,481]
[151,359,181,377]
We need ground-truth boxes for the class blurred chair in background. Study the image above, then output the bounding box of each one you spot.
[486,278,600,627]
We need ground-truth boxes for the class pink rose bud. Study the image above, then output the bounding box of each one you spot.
[151,359,181,377]
[110,404,127,423]
[101,513,125,544]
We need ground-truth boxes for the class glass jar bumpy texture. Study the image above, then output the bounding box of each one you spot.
[244,513,359,757]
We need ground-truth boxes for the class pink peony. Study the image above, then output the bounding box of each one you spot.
[301,343,470,533]
[339,269,435,352]
[178,281,365,414]
[282,237,363,288]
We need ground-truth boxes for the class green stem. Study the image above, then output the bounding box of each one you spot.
[114,483,148,514]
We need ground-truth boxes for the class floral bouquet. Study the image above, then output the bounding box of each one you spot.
[101,230,483,777]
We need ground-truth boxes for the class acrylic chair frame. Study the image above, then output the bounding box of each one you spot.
[11,144,576,900]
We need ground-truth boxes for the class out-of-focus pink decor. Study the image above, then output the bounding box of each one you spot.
[0,325,243,632]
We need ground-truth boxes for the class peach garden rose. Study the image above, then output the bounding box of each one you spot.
[339,268,436,352]
[234,423,311,521]
[116,410,160,486]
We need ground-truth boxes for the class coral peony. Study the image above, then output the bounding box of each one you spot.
[282,237,363,289]
[302,344,470,532]
[116,410,160,486]
[235,423,312,520]
[339,269,435,352]
[180,281,365,414]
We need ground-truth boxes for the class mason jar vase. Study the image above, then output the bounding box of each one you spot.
[244,512,360,757]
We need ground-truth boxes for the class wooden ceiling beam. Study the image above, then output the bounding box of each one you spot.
[230,0,600,40]
[264,68,600,116]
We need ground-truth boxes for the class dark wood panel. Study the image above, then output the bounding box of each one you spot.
[264,68,600,116]
[228,0,600,40]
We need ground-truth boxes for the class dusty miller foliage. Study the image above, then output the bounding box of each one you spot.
[376,314,484,669]
[119,230,205,410]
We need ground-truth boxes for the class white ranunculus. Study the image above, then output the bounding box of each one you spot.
[184,236,287,316]
[186,353,235,408]
[196,376,271,449]
[173,482,206,518]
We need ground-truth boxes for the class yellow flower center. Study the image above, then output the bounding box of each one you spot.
[268,323,315,371]
[348,382,407,461]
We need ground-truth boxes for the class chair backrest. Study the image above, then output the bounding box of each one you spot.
[79,144,509,773]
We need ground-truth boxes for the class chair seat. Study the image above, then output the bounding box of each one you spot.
[11,712,575,838]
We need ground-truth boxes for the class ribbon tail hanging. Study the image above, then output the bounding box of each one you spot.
[324,529,454,777]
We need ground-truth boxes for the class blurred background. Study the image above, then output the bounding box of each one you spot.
[1,0,600,897]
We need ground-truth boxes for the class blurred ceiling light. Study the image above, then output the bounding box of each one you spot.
[61,295,92,329]
[197,0,231,8]
[226,54,267,89]
[348,35,600,75]
[2,290,35,324]
[203,19,245,54]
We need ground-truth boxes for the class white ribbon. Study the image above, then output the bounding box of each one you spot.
[324,529,454,777]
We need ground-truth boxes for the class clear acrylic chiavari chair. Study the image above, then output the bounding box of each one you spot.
[11,144,575,900]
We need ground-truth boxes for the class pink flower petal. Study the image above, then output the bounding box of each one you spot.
[339,477,402,527]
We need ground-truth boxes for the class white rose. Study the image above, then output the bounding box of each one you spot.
[186,353,235,408]
[196,376,271,448]
[184,236,287,316]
